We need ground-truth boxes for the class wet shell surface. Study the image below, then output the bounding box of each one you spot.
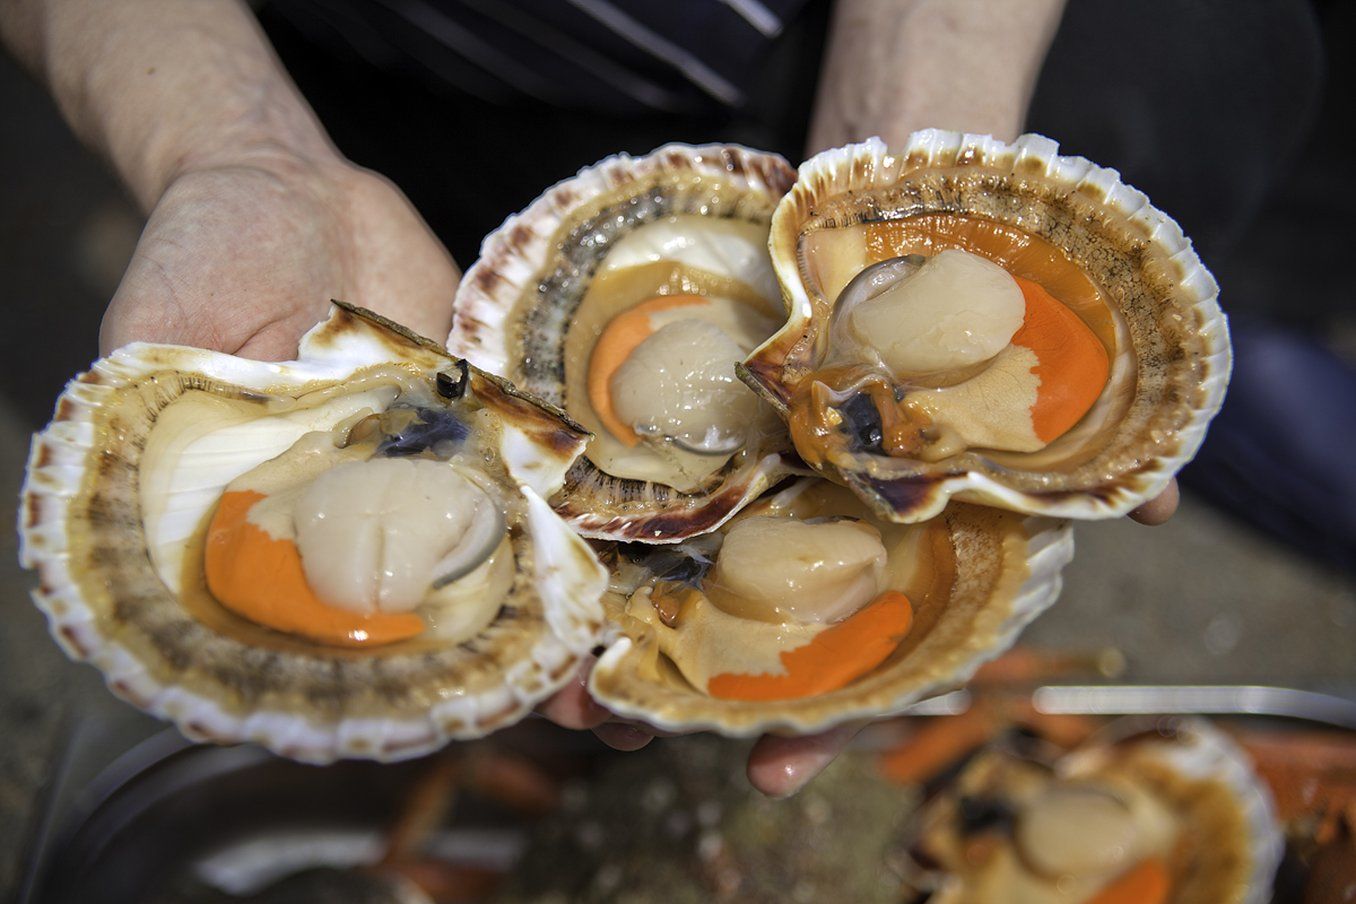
[588,479,1073,736]
[903,718,1282,904]
[19,304,608,763]
[742,132,1230,523]
[450,143,800,542]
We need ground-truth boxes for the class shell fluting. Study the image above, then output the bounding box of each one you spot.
[20,132,1232,755]
[744,132,1230,523]
[451,143,801,542]
[20,304,608,762]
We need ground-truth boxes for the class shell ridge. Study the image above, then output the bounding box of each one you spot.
[19,312,612,762]
[754,130,1231,521]
[523,485,609,653]
[589,506,1075,737]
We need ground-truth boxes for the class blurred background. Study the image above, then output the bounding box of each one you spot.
[2,0,1354,900]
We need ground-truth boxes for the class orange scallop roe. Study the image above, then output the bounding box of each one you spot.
[862,216,1114,446]
[706,590,913,701]
[204,490,425,648]
[586,294,711,445]
[1085,857,1171,904]
[1010,275,1111,443]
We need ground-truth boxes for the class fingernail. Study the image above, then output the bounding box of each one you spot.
[594,722,654,751]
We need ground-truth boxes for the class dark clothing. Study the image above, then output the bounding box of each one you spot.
[260,0,831,265]
[264,0,1326,283]
[270,0,811,114]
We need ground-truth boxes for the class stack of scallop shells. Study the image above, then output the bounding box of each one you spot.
[449,131,1229,737]
[25,129,1278,896]
[20,132,1230,760]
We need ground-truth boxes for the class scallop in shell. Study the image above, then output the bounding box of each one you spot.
[901,718,1282,904]
[19,303,607,762]
[588,478,1073,735]
[450,144,799,542]
[741,132,1230,523]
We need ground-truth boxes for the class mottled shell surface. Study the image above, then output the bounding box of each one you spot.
[450,144,800,542]
[19,304,608,763]
[589,482,1074,736]
[743,132,1230,523]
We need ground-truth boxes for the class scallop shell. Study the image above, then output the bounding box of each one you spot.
[908,717,1282,904]
[450,143,800,542]
[1062,718,1284,904]
[742,132,1230,523]
[588,479,1074,735]
[19,303,608,763]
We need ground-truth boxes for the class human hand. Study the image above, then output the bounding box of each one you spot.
[100,150,458,358]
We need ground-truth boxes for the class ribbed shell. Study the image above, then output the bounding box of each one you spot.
[914,718,1282,904]
[1063,718,1283,904]
[449,143,800,542]
[19,304,607,763]
[742,132,1230,522]
[589,489,1074,736]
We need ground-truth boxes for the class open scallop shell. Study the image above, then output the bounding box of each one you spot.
[741,132,1230,523]
[1061,718,1284,904]
[450,143,800,542]
[19,303,607,763]
[588,479,1074,736]
[905,717,1282,904]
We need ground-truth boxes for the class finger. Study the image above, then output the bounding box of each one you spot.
[1129,479,1179,526]
[534,662,610,730]
[746,721,866,798]
[592,722,655,751]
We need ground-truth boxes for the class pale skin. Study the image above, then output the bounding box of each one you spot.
[3,0,1175,798]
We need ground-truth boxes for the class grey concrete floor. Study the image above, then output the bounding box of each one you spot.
[2,36,1355,903]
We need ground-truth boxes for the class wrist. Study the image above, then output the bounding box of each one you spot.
[138,69,342,210]
[33,0,342,211]
[807,0,1062,154]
